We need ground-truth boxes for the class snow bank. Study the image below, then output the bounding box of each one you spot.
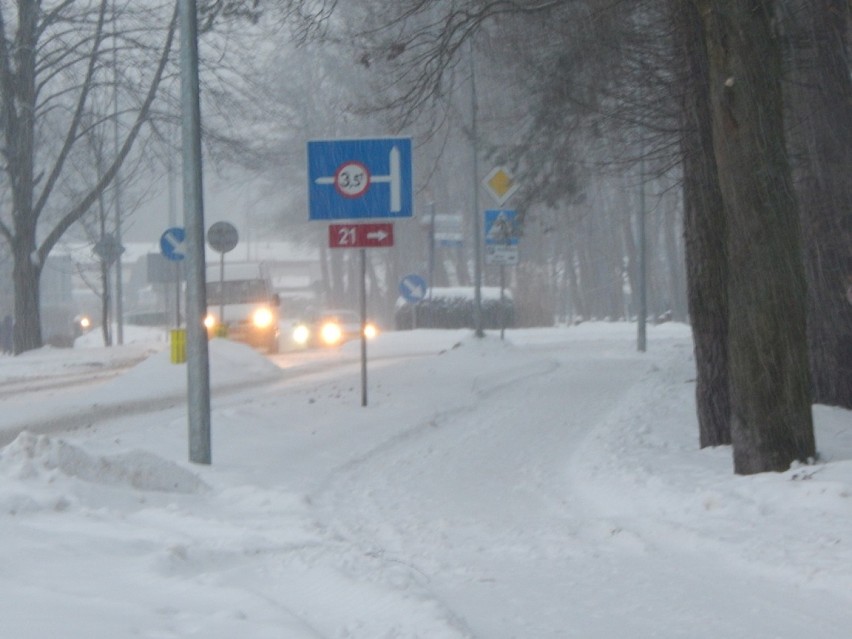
[0,432,207,494]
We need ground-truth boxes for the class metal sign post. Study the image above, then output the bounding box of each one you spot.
[160,227,186,330]
[484,209,520,339]
[360,249,368,407]
[207,221,239,335]
[482,166,520,339]
[309,137,413,407]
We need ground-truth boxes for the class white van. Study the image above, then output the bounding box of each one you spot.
[204,262,280,353]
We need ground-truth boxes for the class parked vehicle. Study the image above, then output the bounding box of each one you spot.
[204,262,280,353]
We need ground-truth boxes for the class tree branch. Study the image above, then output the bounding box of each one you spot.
[38,3,179,263]
[33,0,109,220]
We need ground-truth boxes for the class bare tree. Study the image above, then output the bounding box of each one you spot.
[0,1,177,353]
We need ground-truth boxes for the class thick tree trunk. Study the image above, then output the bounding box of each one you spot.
[786,0,852,408]
[11,236,42,354]
[673,1,731,447]
[663,199,687,322]
[701,0,815,474]
[5,1,42,353]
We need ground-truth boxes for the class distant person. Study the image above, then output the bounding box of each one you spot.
[1,314,12,355]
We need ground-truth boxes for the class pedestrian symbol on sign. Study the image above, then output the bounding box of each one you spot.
[484,210,519,246]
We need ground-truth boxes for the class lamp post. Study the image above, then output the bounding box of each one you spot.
[470,39,483,338]
[112,0,124,345]
[179,0,211,464]
[637,155,647,353]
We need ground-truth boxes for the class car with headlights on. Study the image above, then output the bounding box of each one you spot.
[204,262,280,353]
[291,309,378,348]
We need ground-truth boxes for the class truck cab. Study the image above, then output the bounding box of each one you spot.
[204,262,280,353]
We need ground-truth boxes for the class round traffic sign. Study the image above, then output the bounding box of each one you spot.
[207,221,239,253]
[160,227,186,261]
[334,161,370,199]
[399,274,428,303]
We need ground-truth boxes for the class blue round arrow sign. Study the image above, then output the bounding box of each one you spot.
[399,274,427,303]
[160,227,186,261]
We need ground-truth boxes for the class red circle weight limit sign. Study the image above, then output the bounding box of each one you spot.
[334,161,370,199]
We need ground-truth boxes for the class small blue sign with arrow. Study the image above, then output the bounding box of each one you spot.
[399,274,428,303]
[160,227,186,261]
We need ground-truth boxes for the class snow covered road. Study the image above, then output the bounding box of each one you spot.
[1,324,850,638]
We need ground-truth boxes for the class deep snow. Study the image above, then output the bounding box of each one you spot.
[0,323,849,638]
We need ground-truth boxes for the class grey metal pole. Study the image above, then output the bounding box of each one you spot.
[112,0,124,345]
[168,122,180,328]
[179,0,211,464]
[500,264,506,340]
[428,200,436,327]
[637,155,647,353]
[470,40,484,338]
[218,251,225,329]
[360,248,368,407]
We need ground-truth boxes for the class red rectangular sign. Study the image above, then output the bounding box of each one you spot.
[329,223,394,248]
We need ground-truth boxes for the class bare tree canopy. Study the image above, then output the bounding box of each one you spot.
[0,0,177,353]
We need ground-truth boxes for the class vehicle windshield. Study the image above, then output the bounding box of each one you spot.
[207,279,268,305]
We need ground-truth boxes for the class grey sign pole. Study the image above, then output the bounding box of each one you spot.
[207,221,239,330]
[637,155,647,353]
[179,0,211,465]
[360,248,368,407]
[470,40,484,338]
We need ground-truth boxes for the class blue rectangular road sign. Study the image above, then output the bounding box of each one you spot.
[308,138,413,221]
[484,210,519,245]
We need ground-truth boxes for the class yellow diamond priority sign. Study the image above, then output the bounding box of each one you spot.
[483,166,519,206]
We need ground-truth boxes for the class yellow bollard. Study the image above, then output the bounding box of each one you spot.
[170,328,186,364]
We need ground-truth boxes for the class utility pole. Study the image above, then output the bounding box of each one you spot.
[179,0,211,464]
[470,39,484,338]
[428,199,436,323]
[112,0,124,345]
[637,155,647,353]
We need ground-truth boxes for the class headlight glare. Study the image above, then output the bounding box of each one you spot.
[252,307,274,328]
[292,324,310,345]
[320,321,343,345]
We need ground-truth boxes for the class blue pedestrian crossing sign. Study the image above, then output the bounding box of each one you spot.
[308,137,413,220]
[484,210,519,245]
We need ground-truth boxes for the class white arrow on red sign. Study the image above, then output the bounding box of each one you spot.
[366,229,389,242]
[329,222,394,248]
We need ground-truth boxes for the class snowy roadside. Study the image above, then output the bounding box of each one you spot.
[0,338,283,445]
[569,341,852,599]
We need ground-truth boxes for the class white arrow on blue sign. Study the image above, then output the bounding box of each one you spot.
[160,227,186,261]
[308,137,413,221]
[399,274,428,303]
